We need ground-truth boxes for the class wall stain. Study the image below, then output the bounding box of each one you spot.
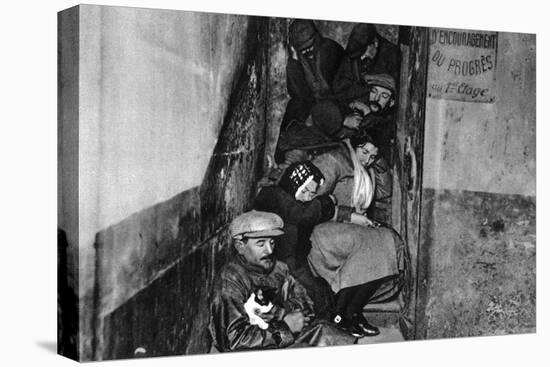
[418,188,535,339]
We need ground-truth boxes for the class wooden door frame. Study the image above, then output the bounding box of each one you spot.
[394,25,430,340]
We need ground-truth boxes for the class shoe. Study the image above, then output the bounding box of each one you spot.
[352,313,380,337]
[332,314,367,338]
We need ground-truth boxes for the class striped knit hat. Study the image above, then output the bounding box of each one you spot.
[279,161,325,200]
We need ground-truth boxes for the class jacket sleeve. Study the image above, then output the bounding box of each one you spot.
[312,153,341,197]
[323,39,345,87]
[332,56,371,103]
[255,187,335,228]
[285,60,315,122]
[371,157,392,201]
[282,196,335,227]
[211,279,295,352]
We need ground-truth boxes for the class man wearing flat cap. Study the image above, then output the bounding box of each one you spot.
[209,210,355,352]
[307,74,396,157]
[352,73,397,166]
[333,23,401,103]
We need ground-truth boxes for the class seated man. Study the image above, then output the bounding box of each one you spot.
[282,19,344,131]
[209,210,355,352]
[333,23,401,103]
[274,19,345,165]
[313,73,397,166]
[353,73,396,166]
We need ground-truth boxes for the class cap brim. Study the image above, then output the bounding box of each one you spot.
[244,229,285,238]
[365,80,395,94]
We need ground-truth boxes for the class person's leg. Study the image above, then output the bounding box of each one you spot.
[345,278,385,316]
[334,285,358,319]
[344,276,396,336]
[293,265,335,320]
[332,285,368,337]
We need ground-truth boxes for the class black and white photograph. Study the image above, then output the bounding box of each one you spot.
[2,1,547,366]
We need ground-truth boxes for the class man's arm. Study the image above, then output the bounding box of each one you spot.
[285,60,315,122]
[371,157,392,201]
[333,57,371,103]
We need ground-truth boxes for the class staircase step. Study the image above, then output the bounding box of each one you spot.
[363,298,401,313]
[356,325,404,345]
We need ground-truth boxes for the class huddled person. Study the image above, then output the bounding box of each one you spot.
[333,23,401,102]
[312,132,392,223]
[209,210,355,351]
[210,19,405,351]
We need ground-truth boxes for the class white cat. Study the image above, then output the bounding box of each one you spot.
[244,290,273,330]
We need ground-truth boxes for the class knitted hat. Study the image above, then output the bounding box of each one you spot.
[279,161,325,199]
[346,23,377,58]
[289,19,318,51]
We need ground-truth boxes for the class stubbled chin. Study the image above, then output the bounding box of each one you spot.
[260,262,275,272]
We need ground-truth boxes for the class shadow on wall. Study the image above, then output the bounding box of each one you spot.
[80,17,269,361]
[58,229,78,360]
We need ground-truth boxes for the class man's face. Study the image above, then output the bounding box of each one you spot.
[368,85,394,114]
[355,142,379,167]
[295,180,319,202]
[236,237,276,272]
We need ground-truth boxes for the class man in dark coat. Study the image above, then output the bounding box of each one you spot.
[283,19,344,129]
[275,19,345,164]
[330,24,400,166]
[311,74,397,166]
[333,23,401,103]
[209,210,356,352]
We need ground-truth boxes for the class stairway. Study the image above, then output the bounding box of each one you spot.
[358,298,404,344]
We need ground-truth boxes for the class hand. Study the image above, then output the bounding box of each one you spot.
[343,115,362,130]
[301,310,314,326]
[350,212,375,226]
[283,311,307,334]
[258,305,284,322]
[348,101,370,116]
[290,46,299,61]
[257,310,276,323]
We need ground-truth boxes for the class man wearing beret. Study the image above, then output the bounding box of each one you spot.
[209,210,355,352]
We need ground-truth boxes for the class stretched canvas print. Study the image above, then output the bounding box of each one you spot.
[58,4,536,362]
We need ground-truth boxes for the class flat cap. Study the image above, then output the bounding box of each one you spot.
[364,73,396,95]
[229,210,284,240]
